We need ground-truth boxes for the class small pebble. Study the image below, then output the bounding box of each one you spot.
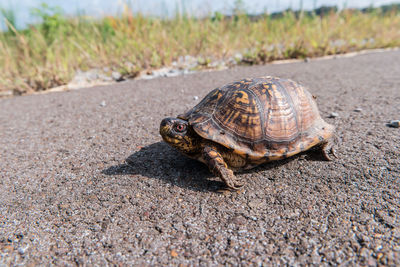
[193,96,199,100]
[18,246,28,254]
[354,108,363,112]
[100,101,106,107]
[170,249,178,257]
[111,71,123,81]
[386,120,400,128]
[328,112,339,118]
[231,215,246,225]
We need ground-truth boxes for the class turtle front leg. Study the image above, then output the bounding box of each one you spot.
[202,146,244,190]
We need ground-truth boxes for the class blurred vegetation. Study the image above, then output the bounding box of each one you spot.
[0,3,400,95]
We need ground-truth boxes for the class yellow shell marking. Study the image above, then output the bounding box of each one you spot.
[261,83,270,93]
[236,91,250,105]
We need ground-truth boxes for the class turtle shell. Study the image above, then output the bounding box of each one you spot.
[178,76,334,159]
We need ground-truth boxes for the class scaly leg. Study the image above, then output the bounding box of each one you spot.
[202,146,244,190]
[320,138,337,161]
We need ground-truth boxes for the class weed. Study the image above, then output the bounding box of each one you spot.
[0,4,399,94]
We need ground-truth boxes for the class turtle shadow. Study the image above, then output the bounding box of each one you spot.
[102,142,223,192]
[102,142,329,192]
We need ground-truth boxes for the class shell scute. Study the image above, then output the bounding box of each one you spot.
[213,89,263,141]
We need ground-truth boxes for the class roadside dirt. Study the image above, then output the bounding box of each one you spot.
[0,50,399,265]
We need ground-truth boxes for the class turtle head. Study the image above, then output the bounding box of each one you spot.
[160,117,200,154]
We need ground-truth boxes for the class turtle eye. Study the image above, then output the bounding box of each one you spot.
[175,123,186,132]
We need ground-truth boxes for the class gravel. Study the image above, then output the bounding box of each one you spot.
[0,50,399,266]
[328,112,339,118]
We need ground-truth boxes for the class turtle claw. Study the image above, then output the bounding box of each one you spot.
[203,145,245,191]
[218,165,244,191]
[321,140,337,161]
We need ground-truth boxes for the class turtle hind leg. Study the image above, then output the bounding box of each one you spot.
[320,138,337,161]
[203,146,244,191]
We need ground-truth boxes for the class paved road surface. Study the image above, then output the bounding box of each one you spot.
[1,51,399,265]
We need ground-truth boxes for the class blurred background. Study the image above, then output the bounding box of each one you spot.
[0,0,399,95]
[0,0,399,29]
[1,0,399,29]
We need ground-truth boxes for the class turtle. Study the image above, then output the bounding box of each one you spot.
[159,76,335,190]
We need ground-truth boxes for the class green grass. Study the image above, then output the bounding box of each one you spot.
[1,4,400,94]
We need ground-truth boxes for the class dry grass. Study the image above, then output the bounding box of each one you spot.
[1,5,400,94]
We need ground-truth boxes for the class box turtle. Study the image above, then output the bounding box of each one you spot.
[160,76,335,190]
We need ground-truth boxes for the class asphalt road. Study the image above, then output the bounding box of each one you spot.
[1,50,399,266]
